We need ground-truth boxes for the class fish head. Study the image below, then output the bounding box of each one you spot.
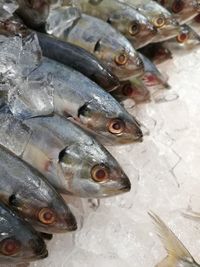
[112,79,150,103]
[77,98,143,144]
[8,189,77,233]
[57,142,131,198]
[175,24,200,48]
[167,0,200,23]
[108,8,157,49]
[0,217,47,262]
[94,33,144,79]
[33,203,77,233]
[141,2,180,41]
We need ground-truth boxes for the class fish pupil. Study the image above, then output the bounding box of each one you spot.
[43,211,53,221]
[95,169,106,180]
[112,122,121,130]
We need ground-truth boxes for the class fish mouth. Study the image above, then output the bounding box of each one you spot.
[120,176,131,192]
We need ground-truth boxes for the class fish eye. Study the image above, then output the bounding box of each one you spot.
[152,16,165,28]
[0,238,21,256]
[176,32,188,43]
[122,83,134,96]
[129,21,140,36]
[38,208,56,225]
[107,118,126,135]
[114,53,128,65]
[91,164,109,183]
[172,0,184,13]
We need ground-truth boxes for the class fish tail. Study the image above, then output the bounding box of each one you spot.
[149,211,195,267]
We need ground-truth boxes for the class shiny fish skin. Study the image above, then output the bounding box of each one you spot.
[0,202,47,263]
[156,0,200,24]
[70,0,157,49]
[0,146,77,234]
[49,13,144,80]
[36,32,120,91]
[28,57,143,144]
[0,113,131,198]
[124,0,181,42]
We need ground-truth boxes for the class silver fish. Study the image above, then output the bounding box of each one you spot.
[24,57,143,144]
[163,24,200,51]
[0,113,131,198]
[156,0,200,24]
[47,12,144,79]
[124,0,181,41]
[0,146,77,233]
[0,202,47,263]
[69,0,157,49]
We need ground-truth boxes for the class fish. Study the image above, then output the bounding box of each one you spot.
[0,202,48,263]
[69,0,157,49]
[0,113,131,198]
[25,57,143,144]
[111,79,151,104]
[163,24,200,51]
[15,0,50,29]
[46,13,144,80]
[156,0,200,24]
[139,53,170,89]
[0,146,77,234]
[124,0,180,42]
[139,43,173,64]
[149,211,200,267]
[36,32,120,91]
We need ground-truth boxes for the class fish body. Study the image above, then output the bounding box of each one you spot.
[0,202,47,263]
[48,13,144,80]
[149,212,200,267]
[26,57,143,144]
[0,146,77,233]
[156,0,200,24]
[36,32,120,91]
[0,113,131,198]
[123,0,180,41]
[71,0,157,49]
